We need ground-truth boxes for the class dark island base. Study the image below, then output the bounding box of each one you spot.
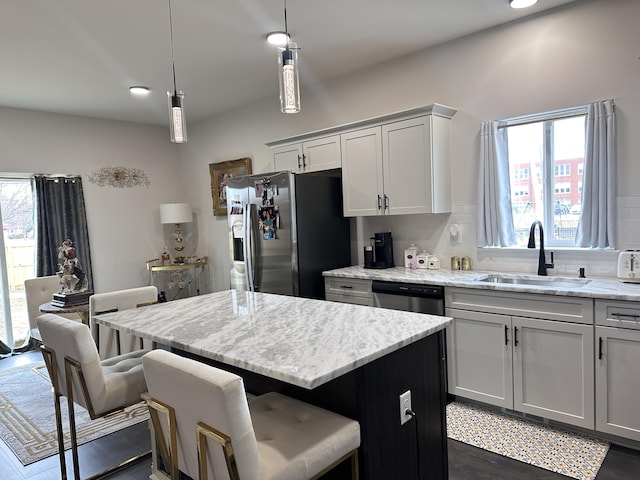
[177,330,448,480]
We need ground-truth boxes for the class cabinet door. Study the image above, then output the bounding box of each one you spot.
[595,325,640,441]
[382,116,432,215]
[446,308,513,408]
[302,135,341,172]
[273,143,303,172]
[513,317,594,429]
[341,127,384,217]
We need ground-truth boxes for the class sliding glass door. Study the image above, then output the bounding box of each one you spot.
[0,178,35,351]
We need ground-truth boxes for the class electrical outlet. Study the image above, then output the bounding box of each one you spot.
[399,390,412,425]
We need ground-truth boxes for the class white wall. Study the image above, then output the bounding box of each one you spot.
[3,0,638,292]
[183,0,640,288]
[0,107,182,292]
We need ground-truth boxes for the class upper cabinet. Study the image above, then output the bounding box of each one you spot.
[267,104,456,216]
[342,113,453,216]
[272,135,341,174]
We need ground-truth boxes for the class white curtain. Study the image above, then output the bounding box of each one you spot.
[576,100,616,248]
[477,121,516,247]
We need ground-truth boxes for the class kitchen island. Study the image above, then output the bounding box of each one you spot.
[94,290,452,479]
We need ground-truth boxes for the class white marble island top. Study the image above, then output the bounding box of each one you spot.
[94,289,451,390]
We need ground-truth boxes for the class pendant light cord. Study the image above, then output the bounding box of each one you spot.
[284,0,288,36]
[168,0,178,95]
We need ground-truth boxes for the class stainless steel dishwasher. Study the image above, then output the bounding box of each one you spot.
[372,279,448,398]
[371,280,444,315]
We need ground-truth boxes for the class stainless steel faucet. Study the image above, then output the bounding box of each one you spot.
[528,221,554,276]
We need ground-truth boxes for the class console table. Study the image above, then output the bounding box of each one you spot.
[145,256,207,300]
[93,290,451,479]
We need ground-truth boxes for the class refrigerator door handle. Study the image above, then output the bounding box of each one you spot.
[243,203,254,291]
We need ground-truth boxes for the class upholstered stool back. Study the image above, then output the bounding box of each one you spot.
[24,275,77,341]
[37,313,147,415]
[143,349,361,480]
[36,312,150,480]
[143,349,262,479]
[89,286,157,358]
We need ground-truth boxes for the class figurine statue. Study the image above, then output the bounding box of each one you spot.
[56,239,88,293]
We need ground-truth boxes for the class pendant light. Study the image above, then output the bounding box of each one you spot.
[509,0,538,8]
[167,0,187,143]
[277,0,301,114]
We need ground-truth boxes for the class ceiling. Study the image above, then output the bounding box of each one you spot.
[1,0,579,126]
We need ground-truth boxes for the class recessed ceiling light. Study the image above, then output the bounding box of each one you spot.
[129,86,151,96]
[266,31,290,46]
[509,0,538,8]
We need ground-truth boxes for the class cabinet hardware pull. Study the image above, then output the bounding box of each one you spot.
[504,325,509,345]
[297,154,302,169]
[340,285,353,289]
[598,337,603,360]
[384,194,389,210]
[514,326,519,346]
[377,195,382,210]
[302,154,307,167]
[611,312,640,320]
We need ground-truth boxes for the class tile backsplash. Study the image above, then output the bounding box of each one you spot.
[355,196,640,278]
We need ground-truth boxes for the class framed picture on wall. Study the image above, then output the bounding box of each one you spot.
[209,157,252,216]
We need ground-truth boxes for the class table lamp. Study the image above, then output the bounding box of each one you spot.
[160,203,192,262]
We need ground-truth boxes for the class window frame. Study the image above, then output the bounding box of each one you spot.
[499,105,588,248]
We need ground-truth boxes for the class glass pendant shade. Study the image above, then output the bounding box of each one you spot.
[278,43,301,114]
[168,91,187,143]
[509,0,538,8]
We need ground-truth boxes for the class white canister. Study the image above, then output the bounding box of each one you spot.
[416,250,430,269]
[404,243,419,268]
[427,255,440,270]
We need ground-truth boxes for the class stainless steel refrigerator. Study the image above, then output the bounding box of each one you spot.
[227,171,351,299]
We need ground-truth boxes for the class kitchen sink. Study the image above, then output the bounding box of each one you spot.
[477,274,591,289]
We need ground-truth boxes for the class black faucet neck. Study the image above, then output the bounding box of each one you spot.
[528,221,551,276]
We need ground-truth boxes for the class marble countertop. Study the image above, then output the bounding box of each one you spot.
[94,289,451,390]
[323,265,640,302]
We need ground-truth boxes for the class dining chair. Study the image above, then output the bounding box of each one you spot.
[142,349,360,480]
[89,286,158,358]
[24,275,77,342]
[37,313,151,480]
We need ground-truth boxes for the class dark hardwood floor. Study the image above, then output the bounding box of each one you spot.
[2,350,639,479]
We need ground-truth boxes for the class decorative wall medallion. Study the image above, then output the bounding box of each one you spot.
[88,166,150,188]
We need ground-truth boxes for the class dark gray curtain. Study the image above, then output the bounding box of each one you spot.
[33,175,93,290]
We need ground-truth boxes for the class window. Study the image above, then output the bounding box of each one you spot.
[0,178,35,349]
[554,164,570,176]
[504,106,587,246]
[513,167,529,180]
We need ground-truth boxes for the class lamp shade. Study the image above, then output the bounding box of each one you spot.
[160,203,192,224]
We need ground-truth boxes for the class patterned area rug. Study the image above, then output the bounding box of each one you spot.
[447,401,609,480]
[0,362,148,465]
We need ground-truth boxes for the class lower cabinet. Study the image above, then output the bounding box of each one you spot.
[595,299,640,441]
[445,288,595,429]
[445,308,513,408]
[324,277,373,306]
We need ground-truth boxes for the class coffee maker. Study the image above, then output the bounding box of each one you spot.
[364,232,395,269]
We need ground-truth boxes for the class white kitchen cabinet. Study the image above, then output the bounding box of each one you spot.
[341,114,453,217]
[272,135,341,173]
[595,299,640,441]
[446,308,513,408]
[340,127,383,217]
[512,316,593,429]
[446,288,594,429]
